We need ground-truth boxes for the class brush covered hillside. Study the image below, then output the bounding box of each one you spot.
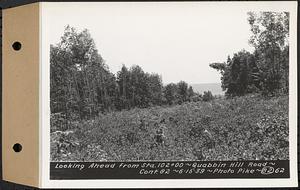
[51,94,288,161]
[50,12,290,162]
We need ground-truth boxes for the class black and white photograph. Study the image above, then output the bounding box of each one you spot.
[42,2,297,185]
[0,1,297,189]
[49,3,290,162]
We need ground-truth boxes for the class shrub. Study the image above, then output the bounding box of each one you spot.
[202,91,214,102]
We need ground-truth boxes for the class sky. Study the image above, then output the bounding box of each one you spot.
[44,2,255,84]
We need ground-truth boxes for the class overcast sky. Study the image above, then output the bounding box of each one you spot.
[45,2,255,84]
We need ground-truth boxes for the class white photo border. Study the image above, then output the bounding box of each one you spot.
[40,1,298,188]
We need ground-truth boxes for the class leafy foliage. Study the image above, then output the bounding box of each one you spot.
[51,26,199,125]
[202,91,214,102]
[50,26,118,122]
[51,95,288,161]
[210,12,289,96]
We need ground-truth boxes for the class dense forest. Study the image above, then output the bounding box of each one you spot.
[209,12,289,96]
[50,27,212,122]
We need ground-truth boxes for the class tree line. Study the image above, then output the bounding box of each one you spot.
[209,12,289,97]
[50,26,213,120]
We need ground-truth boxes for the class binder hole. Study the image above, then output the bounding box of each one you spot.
[13,143,22,152]
[12,42,22,51]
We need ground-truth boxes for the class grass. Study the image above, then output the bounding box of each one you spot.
[50,94,289,161]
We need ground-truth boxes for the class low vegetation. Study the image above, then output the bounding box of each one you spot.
[51,94,288,161]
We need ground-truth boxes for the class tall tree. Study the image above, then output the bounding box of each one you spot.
[177,81,189,104]
[116,65,131,110]
[187,86,195,101]
[210,12,289,96]
[164,83,178,105]
[248,12,289,93]
[210,50,260,96]
[50,26,117,122]
[147,73,164,106]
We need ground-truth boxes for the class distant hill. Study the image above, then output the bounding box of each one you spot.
[191,83,224,95]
